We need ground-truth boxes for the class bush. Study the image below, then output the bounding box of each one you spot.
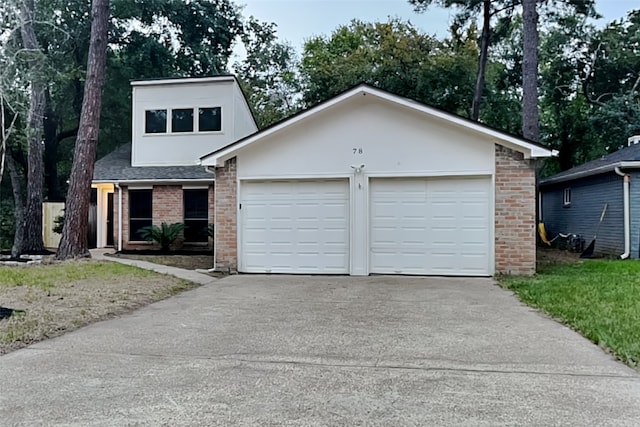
[52,215,64,234]
[138,222,185,253]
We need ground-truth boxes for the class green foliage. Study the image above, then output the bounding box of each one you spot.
[233,18,301,129]
[300,19,477,116]
[52,214,64,235]
[0,196,15,250]
[501,259,640,369]
[138,222,185,252]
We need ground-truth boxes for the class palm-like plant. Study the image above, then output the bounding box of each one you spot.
[138,222,185,253]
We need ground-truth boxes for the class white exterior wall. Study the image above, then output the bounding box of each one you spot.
[233,85,257,141]
[132,79,257,166]
[235,98,494,178]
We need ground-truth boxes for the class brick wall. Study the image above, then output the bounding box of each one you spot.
[214,158,238,272]
[113,184,214,251]
[495,145,537,275]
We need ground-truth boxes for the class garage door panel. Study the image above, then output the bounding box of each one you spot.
[241,180,349,274]
[370,177,491,276]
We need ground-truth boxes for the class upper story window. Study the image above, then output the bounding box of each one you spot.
[145,110,167,133]
[172,109,194,133]
[145,107,222,134]
[199,107,222,132]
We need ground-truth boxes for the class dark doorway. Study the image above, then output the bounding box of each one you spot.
[107,192,114,247]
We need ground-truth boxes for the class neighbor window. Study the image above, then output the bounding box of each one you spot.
[563,188,571,206]
[199,107,222,132]
[183,189,209,242]
[145,110,167,133]
[172,108,194,133]
[129,189,152,240]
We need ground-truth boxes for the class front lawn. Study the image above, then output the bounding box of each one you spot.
[500,260,640,369]
[0,260,197,354]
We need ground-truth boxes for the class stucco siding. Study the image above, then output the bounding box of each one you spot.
[541,173,624,257]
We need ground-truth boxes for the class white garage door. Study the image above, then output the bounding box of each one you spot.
[240,180,350,274]
[370,177,491,276]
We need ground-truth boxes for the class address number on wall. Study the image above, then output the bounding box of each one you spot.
[352,148,364,154]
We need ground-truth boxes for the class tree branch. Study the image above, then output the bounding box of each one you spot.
[55,127,79,144]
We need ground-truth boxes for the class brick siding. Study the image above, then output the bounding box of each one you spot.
[113,184,214,251]
[495,145,537,275]
[214,158,238,271]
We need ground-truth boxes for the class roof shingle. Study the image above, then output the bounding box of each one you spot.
[93,143,212,182]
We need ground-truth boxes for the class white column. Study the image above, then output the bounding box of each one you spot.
[350,171,369,276]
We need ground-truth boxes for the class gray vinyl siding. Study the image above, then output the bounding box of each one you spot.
[629,171,640,258]
[541,173,624,257]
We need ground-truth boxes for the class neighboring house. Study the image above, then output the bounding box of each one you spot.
[200,84,553,276]
[92,76,257,251]
[540,136,640,259]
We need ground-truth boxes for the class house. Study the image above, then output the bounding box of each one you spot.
[199,84,554,276]
[92,76,257,251]
[539,135,640,259]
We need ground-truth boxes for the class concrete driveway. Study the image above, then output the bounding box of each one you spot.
[1,275,639,426]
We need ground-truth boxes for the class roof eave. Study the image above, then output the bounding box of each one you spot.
[199,85,555,166]
[540,161,640,186]
[92,178,214,185]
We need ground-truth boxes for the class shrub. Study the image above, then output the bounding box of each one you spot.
[138,222,185,253]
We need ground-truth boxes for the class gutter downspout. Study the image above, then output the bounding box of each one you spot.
[115,183,123,252]
[614,167,630,259]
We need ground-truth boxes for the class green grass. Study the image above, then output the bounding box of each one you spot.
[500,260,640,369]
[0,261,155,289]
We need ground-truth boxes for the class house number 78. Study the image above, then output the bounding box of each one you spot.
[353,148,363,154]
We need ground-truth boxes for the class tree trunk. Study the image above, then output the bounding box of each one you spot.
[6,151,26,259]
[19,0,47,253]
[522,0,540,141]
[56,0,110,260]
[22,85,46,252]
[470,0,491,121]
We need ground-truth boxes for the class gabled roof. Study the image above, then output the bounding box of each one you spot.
[93,143,213,183]
[540,143,640,186]
[200,83,554,167]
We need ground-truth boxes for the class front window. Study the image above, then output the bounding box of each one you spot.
[184,189,209,242]
[145,110,167,133]
[172,108,194,133]
[199,107,221,132]
[129,189,152,240]
[563,188,571,207]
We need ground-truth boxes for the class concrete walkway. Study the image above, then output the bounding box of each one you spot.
[1,260,639,425]
[90,248,218,285]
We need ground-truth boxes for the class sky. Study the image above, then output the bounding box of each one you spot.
[238,0,638,52]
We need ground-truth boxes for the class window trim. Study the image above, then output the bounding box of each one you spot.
[144,109,168,134]
[198,106,222,133]
[171,108,195,133]
[563,188,571,207]
[129,188,153,242]
[143,106,223,135]
[183,188,209,243]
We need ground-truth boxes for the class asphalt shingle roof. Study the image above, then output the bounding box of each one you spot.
[93,143,213,182]
[540,143,640,185]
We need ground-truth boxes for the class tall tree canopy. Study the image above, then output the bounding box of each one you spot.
[300,19,478,116]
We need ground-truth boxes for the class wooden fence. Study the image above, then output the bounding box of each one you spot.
[42,202,97,249]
